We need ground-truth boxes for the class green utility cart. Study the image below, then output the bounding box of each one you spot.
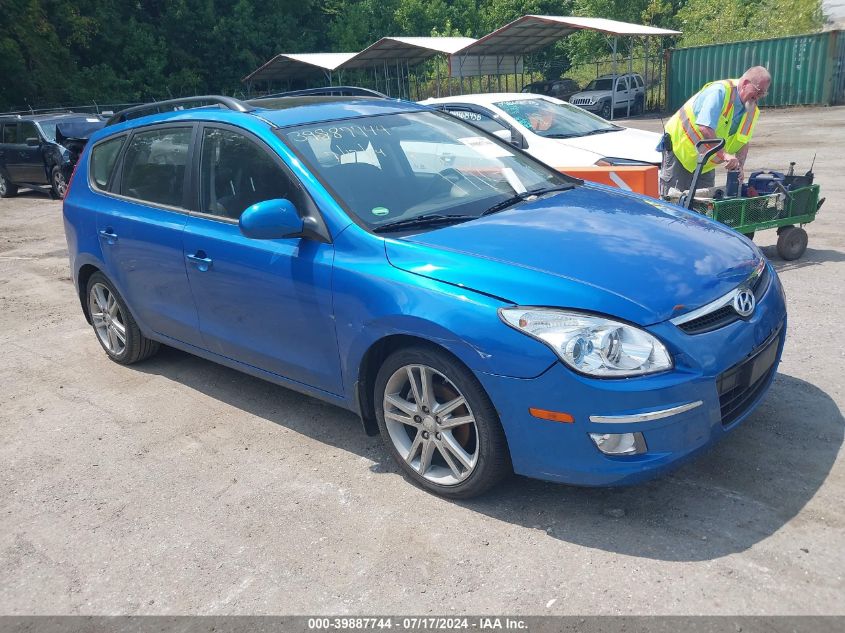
[674,138,824,261]
[691,184,822,260]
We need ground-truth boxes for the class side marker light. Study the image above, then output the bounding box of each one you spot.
[529,408,574,423]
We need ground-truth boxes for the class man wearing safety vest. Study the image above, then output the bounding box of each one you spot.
[660,66,771,196]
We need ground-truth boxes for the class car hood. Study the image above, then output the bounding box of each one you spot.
[384,185,761,326]
[554,127,661,164]
[56,120,106,142]
[571,91,609,101]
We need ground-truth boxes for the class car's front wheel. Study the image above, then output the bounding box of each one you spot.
[0,172,18,198]
[51,166,68,199]
[86,272,159,364]
[374,345,511,498]
[600,100,612,119]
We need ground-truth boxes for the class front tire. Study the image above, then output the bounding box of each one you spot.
[600,101,612,119]
[51,166,68,199]
[86,272,159,364]
[0,172,18,198]
[374,345,511,498]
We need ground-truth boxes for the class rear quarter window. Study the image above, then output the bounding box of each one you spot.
[90,136,126,190]
[3,124,18,144]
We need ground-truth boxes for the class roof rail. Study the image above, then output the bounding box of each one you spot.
[105,96,254,126]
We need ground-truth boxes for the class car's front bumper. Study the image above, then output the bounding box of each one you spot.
[475,264,787,486]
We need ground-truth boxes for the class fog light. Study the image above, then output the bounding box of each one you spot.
[590,432,646,456]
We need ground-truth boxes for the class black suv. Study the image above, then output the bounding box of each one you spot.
[521,78,581,102]
[0,113,106,199]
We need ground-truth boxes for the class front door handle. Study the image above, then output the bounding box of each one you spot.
[98,229,118,245]
[186,251,213,272]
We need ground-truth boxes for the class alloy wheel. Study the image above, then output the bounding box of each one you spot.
[382,364,479,486]
[88,282,127,356]
[53,170,68,198]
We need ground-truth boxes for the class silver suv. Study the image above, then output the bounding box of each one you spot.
[569,73,645,119]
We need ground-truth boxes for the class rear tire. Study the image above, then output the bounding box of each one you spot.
[633,97,644,115]
[86,272,159,364]
[0,172,18,198]
[374,345,511,498]
[776,226,808,260]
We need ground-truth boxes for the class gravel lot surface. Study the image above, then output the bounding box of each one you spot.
[1,106,843,615]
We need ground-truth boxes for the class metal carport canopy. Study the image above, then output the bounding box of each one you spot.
[339,37,477,69]
[242,52,358,83]
[454,15,680,56]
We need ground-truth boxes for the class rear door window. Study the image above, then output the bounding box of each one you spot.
[120,127,192,208]
[90,136,126,190]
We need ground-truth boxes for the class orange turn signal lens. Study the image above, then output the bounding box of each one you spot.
[529,408,574,423]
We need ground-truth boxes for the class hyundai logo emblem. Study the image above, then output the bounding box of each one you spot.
[733,289,756,317]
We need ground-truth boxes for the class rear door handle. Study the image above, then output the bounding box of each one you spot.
[98,229,118,245]
[186,251,213,272]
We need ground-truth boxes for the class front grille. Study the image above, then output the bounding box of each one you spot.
[678,265,771,335]
[571,98,593,105]
[717,326,781,426]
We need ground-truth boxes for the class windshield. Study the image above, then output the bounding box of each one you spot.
[493,98,618,138]
[586,78,614,91]
[279,111,574,231]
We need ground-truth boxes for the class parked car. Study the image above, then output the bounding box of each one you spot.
[422,92,660,167]
[63,95,786,498]
[570,73,646,119]
[520,78,581,101]
[0,112,106,199]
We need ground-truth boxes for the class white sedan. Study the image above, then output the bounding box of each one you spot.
[420,93,661,169]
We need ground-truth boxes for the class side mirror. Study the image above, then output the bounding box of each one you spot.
[239,199,304,240]
[26,137,40,147]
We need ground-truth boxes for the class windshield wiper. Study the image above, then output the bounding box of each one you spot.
[372,213,474,233]
[479,184,574,217]
[581,128,621,136]
[543,133,579,139]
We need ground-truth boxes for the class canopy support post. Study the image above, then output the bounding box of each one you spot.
[611,36,618,121]
[626,38,632,118]
[497,56,503,91]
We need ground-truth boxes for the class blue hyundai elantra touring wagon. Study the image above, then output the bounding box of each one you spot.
[62,95,786,498]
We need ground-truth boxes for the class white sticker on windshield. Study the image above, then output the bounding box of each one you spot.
[86,118,101,122]
[456,136,511,159]
[501,168,527,194]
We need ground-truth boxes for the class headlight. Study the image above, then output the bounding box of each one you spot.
[499,308,672,377]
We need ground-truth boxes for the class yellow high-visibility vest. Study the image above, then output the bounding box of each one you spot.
[665,79,759,173]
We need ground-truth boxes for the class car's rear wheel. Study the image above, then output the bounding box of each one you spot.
[374,345,511,498]
[0,172,18,198]
[86,272,159,364]
[633,97,644,115]
[51,166,68,199]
